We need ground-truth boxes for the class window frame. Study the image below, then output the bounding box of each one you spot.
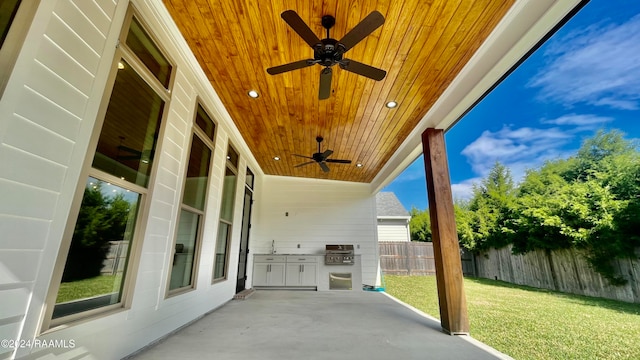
[167,102,216,296]
[212,143,240,283]
[42,7,175,331]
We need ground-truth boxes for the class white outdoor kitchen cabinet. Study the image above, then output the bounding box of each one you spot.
[253,255,317,288]
[252,255,286,287]
[285,256,317,287]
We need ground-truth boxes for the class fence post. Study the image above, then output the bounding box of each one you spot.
[405,241,411,275]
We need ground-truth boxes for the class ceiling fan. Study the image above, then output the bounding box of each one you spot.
[267,10,386,100]
[294,136,352,173]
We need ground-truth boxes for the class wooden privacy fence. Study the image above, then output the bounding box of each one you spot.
[102,240,129,276]
[379,241,476,276]
[475,245,640,303]
[379,242,436,275]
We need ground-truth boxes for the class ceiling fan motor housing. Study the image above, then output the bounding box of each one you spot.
[314,39,345,67]
[312,152,325,162]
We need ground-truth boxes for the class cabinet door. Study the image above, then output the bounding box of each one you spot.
[269,263,286,286]
[253,263,269,286]
[285,263,302,286]
[300,264,317,286]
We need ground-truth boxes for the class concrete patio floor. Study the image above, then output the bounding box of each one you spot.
[128,290,511,360]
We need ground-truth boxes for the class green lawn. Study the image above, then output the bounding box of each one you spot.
[384,275,640,360]
[56,274,122,303]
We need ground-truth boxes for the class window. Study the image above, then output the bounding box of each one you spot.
[52,178,141,319]
[125,16,172,88]
[92,58,164,188]
[245,168,254,189]
[168,105,215,293]
[213,144,239,281]
[47,10,173,325]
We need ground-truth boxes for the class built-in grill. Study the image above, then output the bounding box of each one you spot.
[325,244,355,265]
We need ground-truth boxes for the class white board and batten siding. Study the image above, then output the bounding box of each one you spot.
[0,1,258,359]
[250,176,380,287]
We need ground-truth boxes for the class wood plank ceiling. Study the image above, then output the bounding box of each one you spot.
[162,0,515,183]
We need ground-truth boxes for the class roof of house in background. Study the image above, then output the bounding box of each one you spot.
[376,192,410,218]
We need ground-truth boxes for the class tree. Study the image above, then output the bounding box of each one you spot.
[466,162,518,250]
[62,184,132,281]
[454,200,477,251]
[409,207,431,242]
[506,130,639,284]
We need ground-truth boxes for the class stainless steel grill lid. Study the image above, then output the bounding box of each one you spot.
[325,245,355,265]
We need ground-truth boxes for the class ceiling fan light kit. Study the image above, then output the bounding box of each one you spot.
[267,10,387,100]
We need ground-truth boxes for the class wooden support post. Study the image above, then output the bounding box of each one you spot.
[421,128,469,335]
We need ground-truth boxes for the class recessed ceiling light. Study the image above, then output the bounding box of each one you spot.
[273,156,280,161]
[248,90,259,98]
[117,62,125,70]
[385,101,398,108]
[356,163,363,168]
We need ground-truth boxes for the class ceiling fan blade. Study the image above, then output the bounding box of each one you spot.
[281,10,321,48]
[293,154,314,159]
[267,59,314,75]
[295,161,315,168]
[339,59,386,81]
[338,11,385,52]
[319,162,330,173]
[319,68,332,100]
[326,159,352,164]
[322,149,333,159]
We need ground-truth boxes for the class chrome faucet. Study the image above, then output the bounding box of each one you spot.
[271,240,275,254]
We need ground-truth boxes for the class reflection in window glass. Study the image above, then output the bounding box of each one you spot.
[219,167,237,222]
[53,177,140,319]
[169,210,199,290]
[182,135,211,211]
[125,16,172,87]
[245,168,254,189]
[214,222,230,279]
[195,104,215,141]
[226,145,239,168]
[92,59,164,188]
[214,153,238,280]
[0,0,21,48]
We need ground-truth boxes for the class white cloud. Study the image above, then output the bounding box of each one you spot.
[451,178,481,201]
[460,126,573,180]
[528,14,640,110]
[541,113,613,126]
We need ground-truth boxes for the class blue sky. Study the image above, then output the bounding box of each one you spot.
[384,0,640,211]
